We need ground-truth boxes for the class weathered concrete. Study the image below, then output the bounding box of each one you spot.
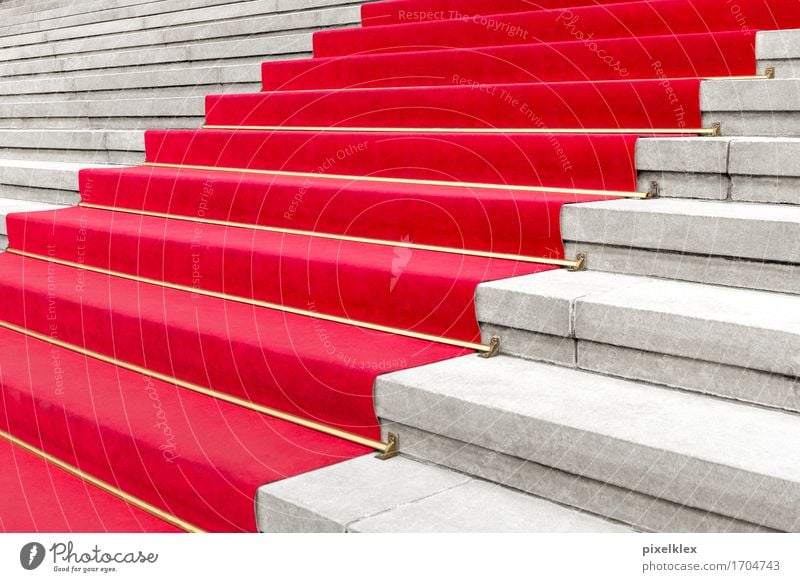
[350,480,631,533]
[257,454,630,533]
[382,422,772,533]
[376,355,800,531]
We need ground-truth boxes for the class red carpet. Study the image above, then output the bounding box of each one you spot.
[1,0,796,531]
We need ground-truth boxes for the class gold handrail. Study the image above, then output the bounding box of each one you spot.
[142,162,652,199]
[202,124,721,136]
[7,247,497,358]
[0,317,398,458]
[0,427,204,533]
[79,202,585,270]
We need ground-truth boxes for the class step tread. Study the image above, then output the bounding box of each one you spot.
[257,455,631,533]
[375,354,800,531]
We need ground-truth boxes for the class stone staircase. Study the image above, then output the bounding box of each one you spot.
[1,0,799,533]
[0,0,364,226]
[258,30,800,532]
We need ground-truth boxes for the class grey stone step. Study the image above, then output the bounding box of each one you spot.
[0,62,261,98]
[757,29,800,79]
[477,270,800,412]
[0,129,143,164]
[0,158,118,204]
[702,79,800,137]
[638,136,800,204]
[0,95,209,128]
[1,32,311,78]
[376,353,800,532]
[257,455,631,533]
[561,198,800,294]
[0,0,364,50]
[0,4,359,65]
[0,0,362,42]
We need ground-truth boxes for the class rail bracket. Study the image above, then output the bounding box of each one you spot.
[569,252,588,272]
[478,335,501,359]
[375,433,400,460]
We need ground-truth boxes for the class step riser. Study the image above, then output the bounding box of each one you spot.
[476,272,800,413]
[638,137,800,204]
[0,148,141,164]
[480,323,800,413]
[380,421,773,533]
[564,241,800,296]
[0,8,360,64]
[0,118,202,130]
[0,0,364,49]
[0,184,79,206]
[0,47,302,79]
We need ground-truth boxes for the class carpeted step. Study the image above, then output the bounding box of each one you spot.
[361,0,642,27]
[143,129,639,191]
[206,78,703,131]
[261,31,757,91]
[313,0,800,57]
[77,165,598,257]
[0,324,369,532]
[0,437,181,533]
[0,252,462,439]
[7,206,555,340]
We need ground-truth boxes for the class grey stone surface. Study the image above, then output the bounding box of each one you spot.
[636,137,730,173]
[476,269,629,337]
[376,355,800,531]
[480,323,576,366]
[731,175,800,204]
[383,422,772,533]
[350,480,631,533]
[756,29,800,62]
[579,341,800,413]
[729,137,800,177]
[257,455,469,533]
[575,273,800,378]
[563,241,800,295]
[561,198,800,263]
[638,171,729,201]
[705,111,800,137]
[702,79,800,112]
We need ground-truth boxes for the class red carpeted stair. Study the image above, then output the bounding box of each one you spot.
[2,0,797,532]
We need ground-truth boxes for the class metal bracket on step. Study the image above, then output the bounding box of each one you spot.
[569,252,587,272]
[478,335,501,359]
[765,66,776,79]
[709,122,722,137]
[375,433,400,460]
[646,181,661,199]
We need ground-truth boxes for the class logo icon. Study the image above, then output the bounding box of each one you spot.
[20,542,46,570]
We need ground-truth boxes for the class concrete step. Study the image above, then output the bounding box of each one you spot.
[0,0,356,48]
[1,31,311,79]
[0,0,236,42]
[376,353,800,532]
[0,195,65,249]
[477,270,800,412]
[0,4,360,66]
[257,455,631,533]
[638,136,800,204]
[0,95,207,129]
[0,0,362,43]
[0,158,118,205]
[0,129,143,164]
[703,79,800,137]
[561,198,800,294]
[757,29,800,79]
[0,62,261,99]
